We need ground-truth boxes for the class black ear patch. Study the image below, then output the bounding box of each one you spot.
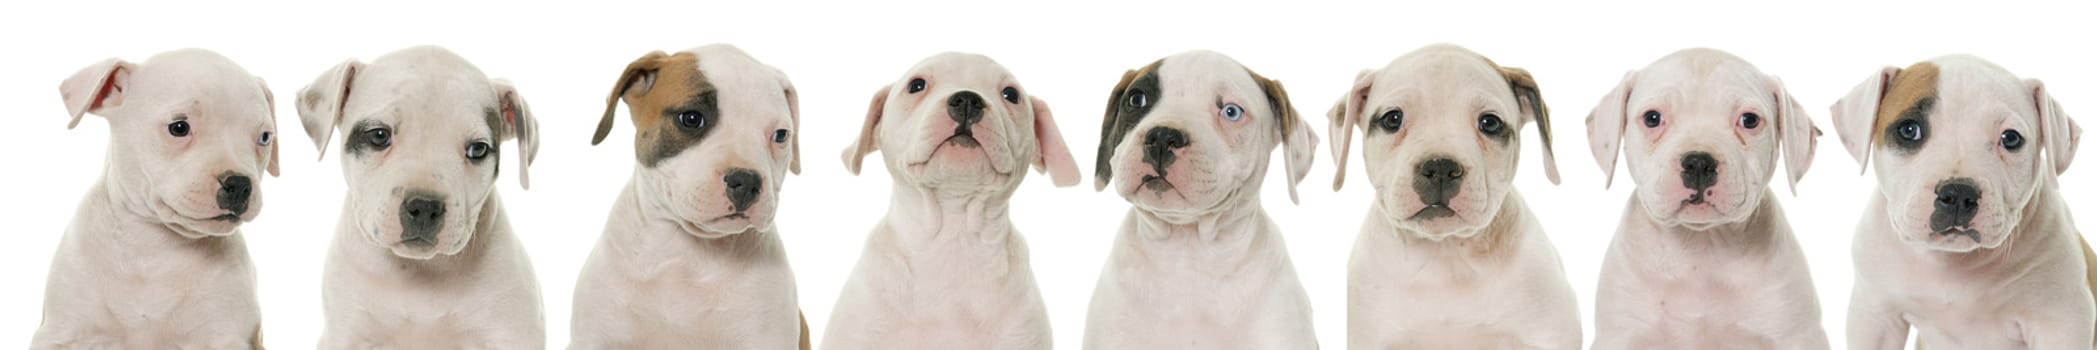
[1096,60,1163,186]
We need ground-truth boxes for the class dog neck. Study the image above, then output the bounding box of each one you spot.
[1131,188,1268,244]
[883,182,1017,246]
[74,177,241,253]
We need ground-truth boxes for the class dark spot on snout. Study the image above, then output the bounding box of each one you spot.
[399,192,446,248]
[1411,157,1463,220]
[1931,178,1981,236]
[1680,152,1718,204]
[215,171,252,220]
[724,168,762,213]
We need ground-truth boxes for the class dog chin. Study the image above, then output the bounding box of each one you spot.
[680,213,767,238]
[910,147,1010,187]
[1897,222,2008,253]
[368,231,468,260]
[164,217,241,239]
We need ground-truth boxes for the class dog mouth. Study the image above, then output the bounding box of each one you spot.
[1409,204,1458,221]
[1931,227,1983,244]
[943,130,982,148]
[1140,175,1175,193]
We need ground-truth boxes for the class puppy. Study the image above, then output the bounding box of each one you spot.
[298,46,545,349]
[1835,55,2092,349]
[570,44,811,349]
[1585,48,1829,349]
[1332,44,1579,349]
[824,52,1079,350]
[1082,50,1319,349]
[34,49,275,349]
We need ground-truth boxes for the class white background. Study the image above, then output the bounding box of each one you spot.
[3,0,2093,348]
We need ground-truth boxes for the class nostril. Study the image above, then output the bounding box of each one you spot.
[724,169,763,211]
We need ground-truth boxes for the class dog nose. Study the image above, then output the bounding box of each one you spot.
[1931,179,1982,232]
[947,91,986,127]
[1414,158,1464,205]
[724,168,762,212]
[400,196,446,247]
[1142,127,1188,171]
[1679,152,1719,191]
[216,173,252,216]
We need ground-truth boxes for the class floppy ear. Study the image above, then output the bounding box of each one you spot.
[841,85,888,175]
[778,69,802,175]
[1029,96,1081,187]
[2030,79,2081,175]
[1251,71,1317,204]
[1500,66,1560,185]
[1586,71,1636,188]
[1329,69,1375,190]
[595,51,668,146]
[59,58,134,129]
[296,59,362,160]
[492,79,540,189]
[1829,67,1900,174]
[258,77,281,177]
[1095,68,1142,191]
[1768,75,1819,195]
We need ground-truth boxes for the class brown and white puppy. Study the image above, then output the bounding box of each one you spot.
[299,46,545,349]
[1333,44,1578,349]
[570,44,810,350]
[1586,48,1829,349]
[823,52,1079,350]
[1082,50,1319,349]
[1836,55,2093,349]
[34,49,275,349]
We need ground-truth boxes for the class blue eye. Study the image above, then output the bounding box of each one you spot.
[1221,103,1244,121]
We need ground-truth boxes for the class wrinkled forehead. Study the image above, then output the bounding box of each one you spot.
[1927,58,2034,125]
[907,52,1014,88]
[1377,51,1511,102]
[347,68,497,135]
[1156,52,1261,104]
[133,55,271,118]
[1632,55,1771,108]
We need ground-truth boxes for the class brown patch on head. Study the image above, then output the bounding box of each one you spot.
[596,51,717,167]
[1244,68,1298,142]
[1095,59,1163,187]
[1873,61,1941,147]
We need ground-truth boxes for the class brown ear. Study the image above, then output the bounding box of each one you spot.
[841,85,888,175]
[1250,69,1317,204]
[59,58,134,129]
[2030,79,2082,175]
[1829,66,1901,174]
[595,51,669,146]
[493,79,539,189]
[1095,68,1142,191]
[1499,66,1559,185]
[296,59,362,160]
[1769,75,1820,195]
[1329,69,1375,190]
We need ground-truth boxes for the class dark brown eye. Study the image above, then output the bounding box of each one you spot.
[1001,87,1020,104]
[258,132,272,146]
[1896,120,1924,142]
[1126,90,1149,109]
[1739,112,1761,129]
[907,78,927,93]
[168,120,191,137]
[772,129,790,144]
[2001,130,2025,151]
[677,111,705,129]
[1377,109,1404,132]
[365,128,391,148]
[1642,110,1663,128]
[1478,113,1506,135]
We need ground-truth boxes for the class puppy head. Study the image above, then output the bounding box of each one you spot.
[1587,48,1818,229]
[1327,44,1557,239]
[1831,56,2079,252]
[594,45,801,238]
[842,52,1079,192]
[297,46,540,259]
[1095,51,1317,220]
[60,49,279,238]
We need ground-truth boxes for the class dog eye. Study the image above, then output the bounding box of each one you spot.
[1220,103,1245,121]
[772,129,790,144]
[907,78,927,94]
[1641,110,1663,128]
[1001,87,1021,104]
[1377,109,1404,132]
[258,132,272,146]
[464,141,491,160]
[167,120,191,137]
[1895,119,1924,142]
[1739,112,1762,129]
[1126,90,1149,109]
[2001,130,2025,151]
[677,111,706,129]
[1478,113,1506,136]
[365,128,392,148]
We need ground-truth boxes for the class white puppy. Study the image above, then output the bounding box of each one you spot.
[1331,44,1579,349]
[824,52,1080,350]
[570,44,811,350]
[1835,55,2093,349]
[34,49,276,349]
[1082,50,1319,350]
[298,45,545,349]
[1585,48,1829,349]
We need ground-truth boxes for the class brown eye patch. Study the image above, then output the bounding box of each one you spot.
[1874,61,1940,154]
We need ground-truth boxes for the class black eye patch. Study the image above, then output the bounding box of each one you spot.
[1885,96,1934,152]
[345,120,389,157]
[639,88,719,168]
[1095,65,1162,181]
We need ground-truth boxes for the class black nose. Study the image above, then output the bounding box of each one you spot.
[1142,127,1188,172]
[1413,158,1465,206]
[216,173,252,216]
[1680,152,1719,191]
[1931,179,1982,232]
[947,91,986,127]
[724,168,762,212]
[400,196,445,247]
